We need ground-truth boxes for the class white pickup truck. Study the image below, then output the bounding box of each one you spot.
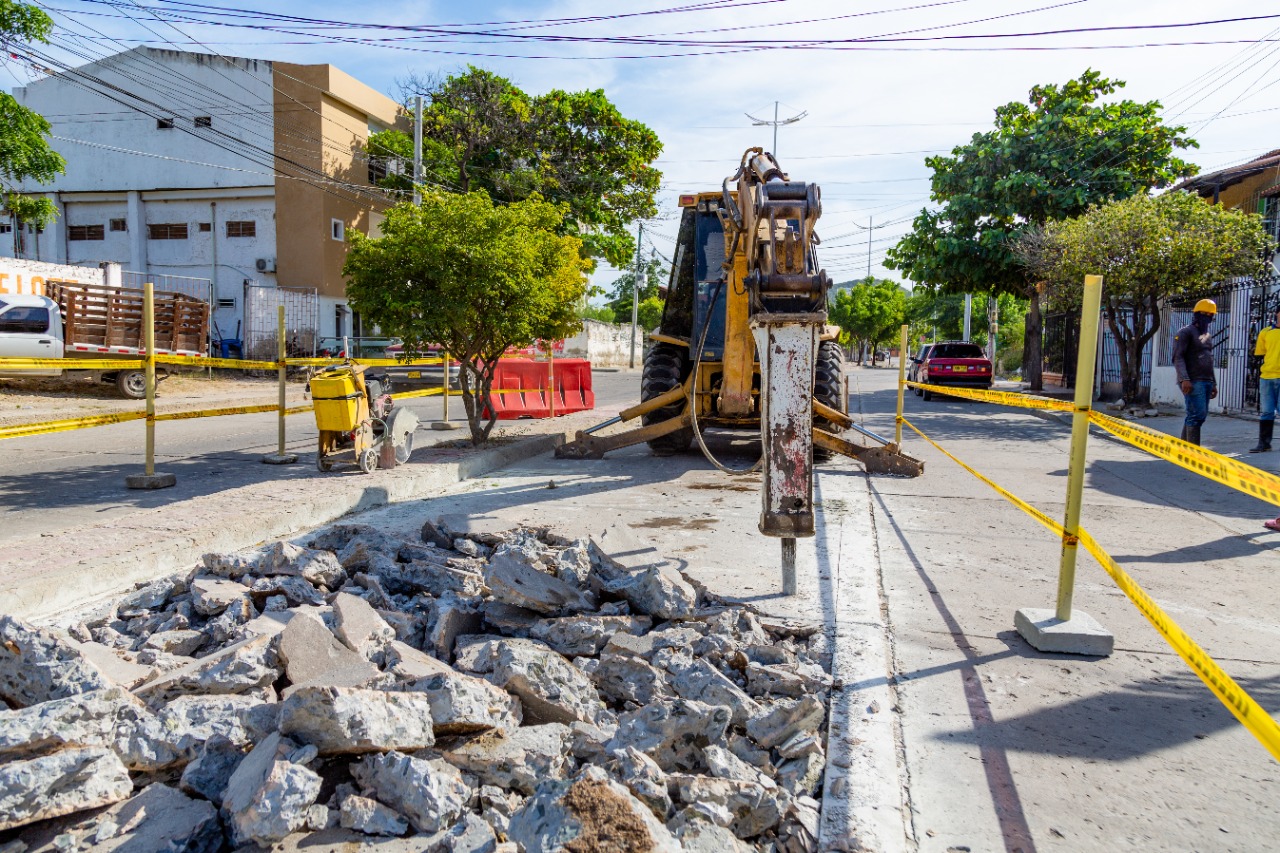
[0,282,210,398]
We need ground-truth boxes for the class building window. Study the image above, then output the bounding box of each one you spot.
[157,117,175,130]
[109,218,127,232]
[198,222,212,233]
[331,218,345,241]
[68,224,105,241]
[195,116,212,128]
[0,223,11,235]
[147,223,188,240]
[226,220,256,238]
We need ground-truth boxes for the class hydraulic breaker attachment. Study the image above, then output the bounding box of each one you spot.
[812,430,925,478]
[555,411,693,460]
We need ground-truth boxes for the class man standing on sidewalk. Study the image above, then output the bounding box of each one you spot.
[1251,306,1280,453]
[1172,298,1218,446]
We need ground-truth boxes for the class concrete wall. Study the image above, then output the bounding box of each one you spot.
[0,258,104,296]
[1150,364,1227,414]
[563,319,647,367]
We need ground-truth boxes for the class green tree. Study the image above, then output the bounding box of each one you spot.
[1018,192,1273,402]
[636,295,664,332]
[343,191,590,444]
[0,1,66,226]
[383,67,663,267]
[885,70,1197,390]
[605,255,667,322]
[830,277,906,364]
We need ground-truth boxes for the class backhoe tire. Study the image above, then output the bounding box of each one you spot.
[813,341,846,462]
[641,342,693,457]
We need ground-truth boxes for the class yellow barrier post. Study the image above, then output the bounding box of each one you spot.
[1015,273,1114,655]
[263,304,298,465]
[896,324,908,446]
[125,282,176,490]
[431,349,461,431]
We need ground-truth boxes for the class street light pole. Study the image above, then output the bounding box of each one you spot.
[746,101,807,158]
[629,222,644,369]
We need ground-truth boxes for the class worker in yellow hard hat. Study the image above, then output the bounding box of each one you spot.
[1171,298,1218,446]
[1252,305,1280,454]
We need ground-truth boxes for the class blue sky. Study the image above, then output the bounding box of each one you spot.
[13,1,1280,291]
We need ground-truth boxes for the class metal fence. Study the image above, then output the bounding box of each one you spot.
[1042,311,1079,387]
[243,284,319,362]
[1098,308,1153,400]
[123,271,212,306]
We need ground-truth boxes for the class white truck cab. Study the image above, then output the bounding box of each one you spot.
[0,295,62,375]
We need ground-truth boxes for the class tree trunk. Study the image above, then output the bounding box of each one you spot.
[1025,287,1043,390]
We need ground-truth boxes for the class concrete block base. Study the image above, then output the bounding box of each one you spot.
[431,422,462,431]
[125,472,177,490]
[1015,607,1114,656]
[261,453,299,465]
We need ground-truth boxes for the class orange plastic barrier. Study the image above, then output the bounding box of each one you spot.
[482,358,594,420]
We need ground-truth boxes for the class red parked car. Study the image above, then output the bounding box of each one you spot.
[916,340,993,400]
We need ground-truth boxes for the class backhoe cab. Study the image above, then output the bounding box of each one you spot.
[557,149,923,587]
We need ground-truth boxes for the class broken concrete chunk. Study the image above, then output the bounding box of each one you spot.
[382,640,453,682]
[704,744,775,789]
[745,695,825,750]
[488,640,604,726]
[250,575,326,608]
[148,694,267,761]
[333,592,396,658]
[279,686,437,754]
[600,631,657,660]
[307,523,380,554]
[340,794,410,837]
[483,549,595,616]
[664,656,761,726]
[351,751,469,835]
[777,730,823,761]
[602,565,698,620]
[116,577,178,618]
[673,817,758,853]
[422,592,484,660]
[408,669,522,734]
[0,615,108,708]
[204,595,258,646]
[222,732,322,846]
[744,661,832,699]
[529,614,650,657]
[506,766,681,853]
[668,774,785,839]
[435,811,498,853]
[775,796,821,853]
[481,601,541,637]
[190,577,251,616]
[279,611,381,692]
[0,747,133,832]
[567,720,614,763]
[200,551,258,579]
[592,654,673,707]
[776,752,826,798]
[607,698,731,775]
[135,633,280,704]
[67,639,155,690]
[179,733,247,804]
[477,785,522,838]
[608,745,671,819]
[142,629,205,657]
[338,533,400,571]
[265,541,347,588]
[0,685,174,771]
[17,782,222,853]
[438,723,573,794]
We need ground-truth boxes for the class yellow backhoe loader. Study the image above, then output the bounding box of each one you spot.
[557,148,923,588]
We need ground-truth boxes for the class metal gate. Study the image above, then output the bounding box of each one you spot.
[123,271,212,305]
[1042,312,1079,387]
[243,284,319,362]
[1097,307,1154,400]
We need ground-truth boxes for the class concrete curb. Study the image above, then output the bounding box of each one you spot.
[1,429,574,621]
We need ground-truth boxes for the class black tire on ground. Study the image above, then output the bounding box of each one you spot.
[922,387,934,401]
[641,342,694,456]
[114,370,147,399]
[813,341,846,462]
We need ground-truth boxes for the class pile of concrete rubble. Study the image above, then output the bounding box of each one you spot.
[0,516,832,852]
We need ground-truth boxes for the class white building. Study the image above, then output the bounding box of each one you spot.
[9,47,405,345]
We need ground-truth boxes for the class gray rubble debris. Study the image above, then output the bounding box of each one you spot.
[608,745,671,819]
[673,817,758,853]
[529,614,650,657]
[483,548,595,615]
[668,774,786,839]
[250,574,326,608]
[592,654,673,707]
[17,783,223,853]
[66,639,155,689]
[351,751,469,835]
[488,640,605,725]
[775,796,821,853]
[0,747,133,832]
[607,698,731,774]
[179,733,247,803]
[143,628,205,657]
[408,669,522,734]
[382,640,454,681]
[746,695,826,750]
[265,541,347,588]
[506,765,681,853]
[777,753,826,798]
[0,686,165,769]
[340,794,410,837]
[278,611,381,693]
[476,785,522,838]
[134,633,280,704]
[333,592,397,659]
[146,693,269,761]
[222,732,323,847]
[190,577,251,616]
[438,724,573,794]
[601,564,699,620]
[0,615,108,708]
[201,551,258,579]
[421,592,484,660]
[279,686,437,754]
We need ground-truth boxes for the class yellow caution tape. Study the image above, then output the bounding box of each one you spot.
[156,354,277,370]
[1088,410,1280,509]
[0,411,146,440]
[285,357,445,368]
[1075,529,1280,762]
[903,415,1280,763]
[906,381,1074,412]
[0,358,147,370]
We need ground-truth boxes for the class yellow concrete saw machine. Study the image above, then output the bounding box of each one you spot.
[310,362,418,474]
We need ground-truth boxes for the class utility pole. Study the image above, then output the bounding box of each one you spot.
[746,101,807,157]
[963,293,972,342]
[988,294,999,364]
[629,222,644,369]
[412,95,423,205]
[866,215,873,280]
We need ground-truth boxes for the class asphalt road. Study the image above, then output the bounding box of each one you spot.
[0,370,640,543]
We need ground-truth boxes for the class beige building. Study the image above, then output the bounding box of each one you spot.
[1176,149,1280,267]
[11,47,408,342]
